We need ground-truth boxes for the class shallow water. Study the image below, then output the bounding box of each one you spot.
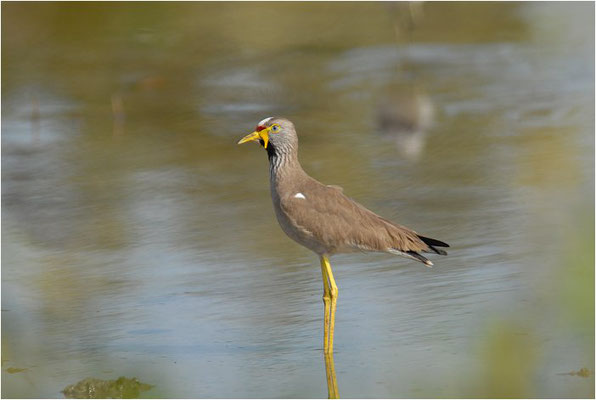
[2,2,594,398]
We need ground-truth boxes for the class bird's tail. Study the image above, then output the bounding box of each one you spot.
[387,248,435,266]
[418,235,449,255]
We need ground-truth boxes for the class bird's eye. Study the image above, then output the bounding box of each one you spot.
[271,124,280,133]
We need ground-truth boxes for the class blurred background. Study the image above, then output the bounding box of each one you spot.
[2,2,594,398]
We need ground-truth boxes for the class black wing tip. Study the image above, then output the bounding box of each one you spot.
[418,235,449,256]
[418,235,449,248]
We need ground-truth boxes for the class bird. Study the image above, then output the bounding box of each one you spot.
[238,117,449,355]
[376,86,435,160]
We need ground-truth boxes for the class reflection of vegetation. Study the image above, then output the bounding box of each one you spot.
[471,321,538,398]
[62,376,153,399]
[466,214,594,398]
[558,368,592,378]
[5,367,27,374]
[556,214,594,333]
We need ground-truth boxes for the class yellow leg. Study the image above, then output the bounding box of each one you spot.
[320,255,338,354]
[320,257,331,353]
[323,255,338,354]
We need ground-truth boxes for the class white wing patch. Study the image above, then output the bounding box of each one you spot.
[258,117,274,126]
[294,192,306,199]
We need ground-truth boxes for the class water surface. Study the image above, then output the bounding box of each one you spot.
[2,2,594,398]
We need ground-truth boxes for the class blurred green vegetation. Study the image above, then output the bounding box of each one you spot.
[461,212,594,398]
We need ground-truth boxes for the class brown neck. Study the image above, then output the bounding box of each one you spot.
[268,143,306,189]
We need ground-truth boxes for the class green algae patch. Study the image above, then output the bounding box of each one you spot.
[62,376,153,399]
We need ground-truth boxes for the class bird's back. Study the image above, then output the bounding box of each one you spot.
[273,173,437,258]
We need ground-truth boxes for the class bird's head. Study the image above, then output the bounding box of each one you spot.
[238,117,297,156]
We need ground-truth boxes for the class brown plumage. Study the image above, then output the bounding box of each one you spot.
[239,117,449,368]
[239,116,448,266]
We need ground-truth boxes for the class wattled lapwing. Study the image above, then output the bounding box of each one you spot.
[238,117,448,354]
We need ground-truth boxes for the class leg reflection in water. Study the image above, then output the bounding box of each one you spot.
[324,352,339,399]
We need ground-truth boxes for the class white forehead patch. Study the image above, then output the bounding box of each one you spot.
[258,117,274,126]
[294,193,306,199]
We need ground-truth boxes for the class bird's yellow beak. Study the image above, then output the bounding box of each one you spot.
[238,128,269,149]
